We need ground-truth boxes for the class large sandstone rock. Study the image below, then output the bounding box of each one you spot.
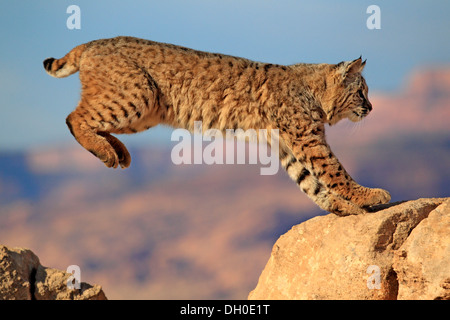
[393,199,450,300]
[0,245,107,300]
[248,198,449,300]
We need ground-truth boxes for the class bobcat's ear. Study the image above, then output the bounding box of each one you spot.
[335,57,366,84]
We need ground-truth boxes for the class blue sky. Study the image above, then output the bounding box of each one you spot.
[1,0,449,151]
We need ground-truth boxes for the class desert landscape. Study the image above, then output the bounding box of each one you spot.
[0,67,449,299]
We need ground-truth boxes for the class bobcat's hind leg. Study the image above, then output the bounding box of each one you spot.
[66,56,163,168]
[66,110,131,169]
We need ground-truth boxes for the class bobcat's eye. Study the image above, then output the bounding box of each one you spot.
[357,89,365,101]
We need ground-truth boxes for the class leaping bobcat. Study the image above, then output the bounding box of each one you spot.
[43,36,390,216]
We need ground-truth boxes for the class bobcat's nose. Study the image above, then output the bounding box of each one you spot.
[361,100,372,116]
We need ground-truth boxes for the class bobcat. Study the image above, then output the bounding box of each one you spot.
[43,36,390,216]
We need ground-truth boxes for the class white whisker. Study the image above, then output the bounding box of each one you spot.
[350,115,365,135]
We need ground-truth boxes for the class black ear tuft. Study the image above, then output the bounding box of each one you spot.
[335,61,345,69]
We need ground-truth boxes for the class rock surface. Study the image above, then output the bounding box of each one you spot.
[248,197,450,300]
[0,245,107,300]
[393,199,450,300]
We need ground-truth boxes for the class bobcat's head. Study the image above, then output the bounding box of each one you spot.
[322,57,372,125]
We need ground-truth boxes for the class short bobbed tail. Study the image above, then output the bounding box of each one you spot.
[43,43,86,78]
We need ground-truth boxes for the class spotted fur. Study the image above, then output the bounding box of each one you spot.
[43,36,390,216]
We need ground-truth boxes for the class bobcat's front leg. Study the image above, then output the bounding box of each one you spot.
[305,143,391,207]
[284,127,390,208]
[280,149,367,216]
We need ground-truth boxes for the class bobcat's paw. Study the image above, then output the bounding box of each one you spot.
[112,141,131,169]
[89,144,120,169]
[331,200,368,216]
[97,132,131,169]
[355,188,391,207]
[324,193,368,216]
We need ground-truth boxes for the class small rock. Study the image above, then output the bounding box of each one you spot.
[0,245,107,300]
